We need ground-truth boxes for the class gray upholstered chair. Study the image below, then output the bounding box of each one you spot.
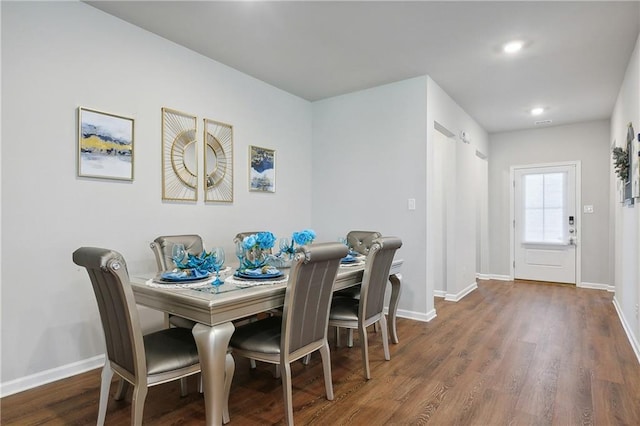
[150,234,204,329]
[347,230,383,256]
[334,230,382,300]
[72,247,234,425]
[334,230,382,346]
[328,236,402,380]
[228,242,348,425]
[150,234,205,273]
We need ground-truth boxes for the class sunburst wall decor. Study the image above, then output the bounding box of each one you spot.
[162,107,198,201]
[204,118,233,202]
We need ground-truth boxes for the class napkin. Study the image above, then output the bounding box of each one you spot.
[162,269,209,280]
[243,267,280,275]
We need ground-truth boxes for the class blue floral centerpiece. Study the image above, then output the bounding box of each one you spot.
[277,229,316,261]
[240,231,276,271]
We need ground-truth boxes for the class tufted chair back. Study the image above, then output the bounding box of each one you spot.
[150,235,205,271]
[346,231,382,255]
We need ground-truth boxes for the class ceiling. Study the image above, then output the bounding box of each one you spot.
[86,1,640,133]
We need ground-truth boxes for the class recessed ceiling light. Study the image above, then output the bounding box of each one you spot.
[503,41,523,54]
[530,107,545,116]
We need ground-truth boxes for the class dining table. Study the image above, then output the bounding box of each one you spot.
[130,258,403,426]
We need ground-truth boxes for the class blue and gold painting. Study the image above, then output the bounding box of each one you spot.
[79,108,134,180]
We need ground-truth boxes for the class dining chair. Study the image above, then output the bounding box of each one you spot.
[334,230,382,300]
[228,242,348,425]
[328,236,402,380]
[334,230,382,346]
[72,247,233,425]
[150,234,204,329]
[347,230,383,256]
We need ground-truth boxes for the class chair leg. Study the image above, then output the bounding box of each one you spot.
[347,329,354,347]
[115,377,128,401]
[250,359,257,369]
[97,363,114,426]
[274,364,281,379]
[302,354,311,365]
[335,327,341,347]
[130,384,148,426]
[281,363,294,425]
[180,377,188,397]
[359,324,371,380]
[319,343,334,400]
[223,353,235,424]
[379,315,390,361]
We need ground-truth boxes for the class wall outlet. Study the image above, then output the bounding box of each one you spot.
[408,198,416,210]
[583,205,594,213]
[635,303,639,317]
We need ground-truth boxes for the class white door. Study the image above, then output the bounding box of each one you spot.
[513,164,577,284]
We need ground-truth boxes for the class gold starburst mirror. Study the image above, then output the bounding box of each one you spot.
[204,118,233,202]
[162,108,197,201]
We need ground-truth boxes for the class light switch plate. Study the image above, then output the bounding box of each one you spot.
[408,198,416,210]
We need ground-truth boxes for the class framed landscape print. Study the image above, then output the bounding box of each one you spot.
[162,107,198,201]
[78,107,134,180]
[249,145,275,192]
[204,118,233,202]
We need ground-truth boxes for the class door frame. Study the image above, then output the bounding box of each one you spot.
[509,161,582,284]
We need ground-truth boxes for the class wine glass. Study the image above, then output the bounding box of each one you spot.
[211,247,225,290]
[279,237,291,257]
[171,243,186,268]
[235,241,245,268]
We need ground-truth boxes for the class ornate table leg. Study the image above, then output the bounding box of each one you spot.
[388,273,402,344]
[192,322,235,426]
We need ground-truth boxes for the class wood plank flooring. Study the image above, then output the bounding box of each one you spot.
[2,279,639,425]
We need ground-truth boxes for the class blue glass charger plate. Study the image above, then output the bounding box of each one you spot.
[235,271,284,280]
[159,270,212,283]
[341,256,358,264]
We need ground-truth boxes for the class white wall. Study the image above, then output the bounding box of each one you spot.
[489,120,612,286]
[311,75,489,318]
[426,77,488,301]
[311,76,430,319]
[610,33,640,359]
[1,1,313,388]
[432,130,455,296]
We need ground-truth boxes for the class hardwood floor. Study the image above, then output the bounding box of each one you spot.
[2,279,639,425]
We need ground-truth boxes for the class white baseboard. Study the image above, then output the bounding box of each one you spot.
[385,307,437,323]
[490,274,512,281]
[612,296,640,365]
[433,290,446,298]
[0,354,104,398]
[579,281,615,292]
[445,281,478,302]
[476,273,512,281]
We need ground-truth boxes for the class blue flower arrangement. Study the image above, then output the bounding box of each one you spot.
[293,229,316,246]
[242,231,276,251]
[240,231,276,270]
[279,229,316,258]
